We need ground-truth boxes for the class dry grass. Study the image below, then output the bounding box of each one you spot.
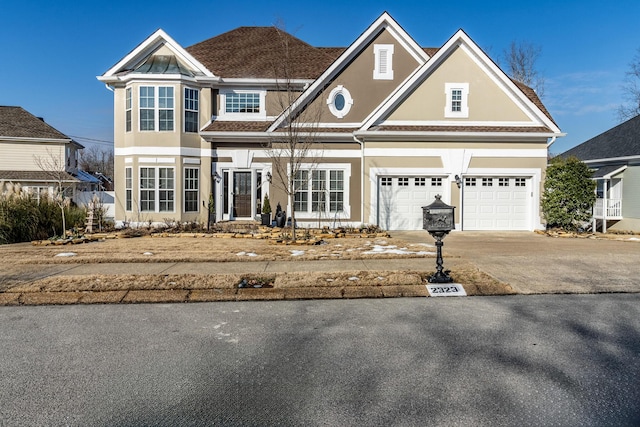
[0,233,514,303]
[1,234,437,264]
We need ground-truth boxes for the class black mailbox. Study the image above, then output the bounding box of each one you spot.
[422,195,455,283]
[422,195,455,233]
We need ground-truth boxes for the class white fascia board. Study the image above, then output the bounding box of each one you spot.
[267,12,429,133]
[361,29,562,135]
[100,29,215,80]
[603,165,628,178]
[583,155,640,164]
[356,130,561,142]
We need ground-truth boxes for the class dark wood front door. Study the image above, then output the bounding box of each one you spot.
[233,171,252,217]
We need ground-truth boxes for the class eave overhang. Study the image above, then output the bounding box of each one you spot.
[354,130,564,143]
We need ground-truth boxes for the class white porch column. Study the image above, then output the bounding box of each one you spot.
[602,179,608,233]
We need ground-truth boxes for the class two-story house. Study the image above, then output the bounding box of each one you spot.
[0,106,100,200]
[98,12,562,231]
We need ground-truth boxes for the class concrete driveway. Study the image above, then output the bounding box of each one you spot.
[393,231,640,294]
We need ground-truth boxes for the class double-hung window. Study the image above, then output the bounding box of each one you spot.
[139,86,174,131]
[125,88,132,132]
[125,167,132,211]
[294,166,348,215]
[140,167,155,211]
[139,167,174,212]
[184,168,199,212]
[184,88,199,133]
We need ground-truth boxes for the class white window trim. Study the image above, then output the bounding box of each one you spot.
[373,44,394,80]
[444,83,469,118]
[183,166,199,213]
[289,162,351,218]
[184,87,199,133]
[139,85,175,132]
[219,89,266,120]
[138,166,176,213]
[326,85,353,119]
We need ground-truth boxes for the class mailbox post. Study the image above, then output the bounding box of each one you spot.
[422,195,455,283]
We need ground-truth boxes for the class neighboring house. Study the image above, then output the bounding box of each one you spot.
[97,12,562,231]
[561,115,640,232]
[0,106,101,201]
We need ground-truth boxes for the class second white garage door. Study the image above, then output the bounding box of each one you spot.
[462,177,530,230]
[378,176,445,230]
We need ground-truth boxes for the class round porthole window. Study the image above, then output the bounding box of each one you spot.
[327,85,353,118]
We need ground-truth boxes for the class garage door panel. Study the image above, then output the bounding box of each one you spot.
[463,176,530,231]
[378,176,445,230]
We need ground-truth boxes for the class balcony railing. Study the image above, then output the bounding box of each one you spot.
[593,198,622,219]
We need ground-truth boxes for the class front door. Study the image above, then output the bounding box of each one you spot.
[233,171,252,217]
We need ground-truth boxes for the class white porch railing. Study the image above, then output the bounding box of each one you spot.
[593,198,622,219]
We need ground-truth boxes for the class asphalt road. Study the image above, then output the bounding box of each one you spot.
[1,295,639,426]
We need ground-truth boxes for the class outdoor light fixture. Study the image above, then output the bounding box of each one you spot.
[422,195,455,283]
[266,171,272,183]
[213,171,222,183]
[455,174,462,188]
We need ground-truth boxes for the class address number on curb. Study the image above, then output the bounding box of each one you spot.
[426,284,467,297]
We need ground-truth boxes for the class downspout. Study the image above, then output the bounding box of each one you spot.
[546,136,557,149]
[353,134,365,226]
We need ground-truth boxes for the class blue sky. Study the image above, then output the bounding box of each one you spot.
[2,0,639,154]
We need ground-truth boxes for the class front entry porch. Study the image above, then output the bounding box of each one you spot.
[219,168,268,221]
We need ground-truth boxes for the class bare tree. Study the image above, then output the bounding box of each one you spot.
[34,148,75,235]
[265,26,324,240]
[503,40,545,99]
[79,145,114,180]
[617,47,640,121]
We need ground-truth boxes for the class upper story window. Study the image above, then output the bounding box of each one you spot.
[220,90,265,119]
[125,88,132,132]
[139,86,174,131]
[184,88,199,133]
[327,85,353,119]
[373,44,394,80]
[444,83,469,118]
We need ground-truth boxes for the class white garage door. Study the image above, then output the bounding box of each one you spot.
[378,176,445,230]
[463,177,530,230]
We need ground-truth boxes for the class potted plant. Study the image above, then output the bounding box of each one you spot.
[275,202,286,228]
[261,194,272,226]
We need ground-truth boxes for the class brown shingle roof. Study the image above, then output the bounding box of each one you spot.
[0,170,78,182]
[201,121,271,132]
[510,79,556,126]
[374,125,552,133]
[186,27,339,79]
[0,106,70,140]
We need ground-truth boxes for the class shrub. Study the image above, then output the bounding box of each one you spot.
[541,156,596,231]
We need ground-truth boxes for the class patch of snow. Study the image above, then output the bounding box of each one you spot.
[326,278,334,282]
[55,252,76,257]
[348,276,359,281]
[362,244,435,256]
[377,276,385,280]
[236,251,258,257]
[143,252,153,256]
[629,237,640,241]
[290,250,305,256]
